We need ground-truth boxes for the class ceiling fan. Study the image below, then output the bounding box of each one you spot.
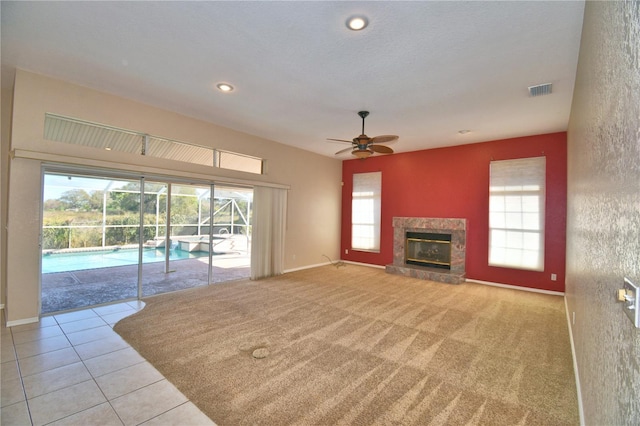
[328,111,399,159]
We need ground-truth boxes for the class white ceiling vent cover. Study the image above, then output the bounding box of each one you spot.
[528,83,553,97]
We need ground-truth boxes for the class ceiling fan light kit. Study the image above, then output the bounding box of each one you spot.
[353,150,373,159]
[328,111,399,159]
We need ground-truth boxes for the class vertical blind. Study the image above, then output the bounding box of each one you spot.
[250,186,287,279]
[352,171,381,252]
[489,157,545,270]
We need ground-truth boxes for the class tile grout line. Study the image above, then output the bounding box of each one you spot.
[95,306,130,426]
[53,307,123,425]
[6,314,35,426]
[6,301,200,425]
[51,306,129,426]
[72,305,153,425]
[69,305,178,425]
[22,312,77,425]
[143,400,195,425]
[15,307,124,424]
[93,304,209,425]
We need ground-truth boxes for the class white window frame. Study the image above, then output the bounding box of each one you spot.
[489,157,545,271]
[351,171,381,252]
[214,149,264,175]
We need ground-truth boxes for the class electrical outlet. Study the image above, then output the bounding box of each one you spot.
[618,277,640,328]
[345,249,348,255]
[551,273,557,281]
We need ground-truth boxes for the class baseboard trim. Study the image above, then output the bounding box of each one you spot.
[284,262,330,273]
[343,261,385,269]
[284,260,385,274]
[564,296,585,426]
[465,278,564,296]
[6,316,40,328]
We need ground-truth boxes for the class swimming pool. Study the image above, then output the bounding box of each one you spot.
[42,247,207,274]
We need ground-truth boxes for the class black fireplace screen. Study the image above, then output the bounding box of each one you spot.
[405,232,452,269]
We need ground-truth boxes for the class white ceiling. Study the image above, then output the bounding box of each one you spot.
[1,1,585,158]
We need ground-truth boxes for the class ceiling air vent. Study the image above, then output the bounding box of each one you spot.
[528,83,552,97]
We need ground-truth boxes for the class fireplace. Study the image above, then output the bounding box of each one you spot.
[405,232,451,269]
[386,217,466,284]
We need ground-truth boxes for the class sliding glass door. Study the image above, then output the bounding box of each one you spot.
[141,183,213,297]
[41,170,253,314]
[211,186,252,283]
[41,173,141,313]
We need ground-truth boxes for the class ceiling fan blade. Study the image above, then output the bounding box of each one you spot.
[370,135,399,144]
[327,138,354,144]
[369,144,394,154]
[335,146,355,155]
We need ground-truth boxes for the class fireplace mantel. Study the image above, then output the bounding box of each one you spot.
[385,217,466,284]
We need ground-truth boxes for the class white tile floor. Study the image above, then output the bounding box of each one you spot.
[1,302,215,425]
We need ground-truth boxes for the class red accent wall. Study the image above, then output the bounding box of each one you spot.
[341,132,567,292]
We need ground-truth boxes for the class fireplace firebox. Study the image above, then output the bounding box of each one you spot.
[405,232,451,269]
[386,217,466,284]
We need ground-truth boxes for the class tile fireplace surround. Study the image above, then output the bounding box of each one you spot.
[386,217,466,284]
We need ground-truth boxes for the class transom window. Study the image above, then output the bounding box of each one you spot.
[43,114,265,175]
[214,149,264,175]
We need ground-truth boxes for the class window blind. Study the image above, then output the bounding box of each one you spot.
[489,157,545,270]
[352,171,381,252]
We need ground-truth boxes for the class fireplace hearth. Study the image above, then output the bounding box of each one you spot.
[386,217,466,284]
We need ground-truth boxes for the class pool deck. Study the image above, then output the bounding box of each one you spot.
[41,254,250,314]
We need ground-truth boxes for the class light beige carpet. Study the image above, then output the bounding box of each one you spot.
[114,265,579,425]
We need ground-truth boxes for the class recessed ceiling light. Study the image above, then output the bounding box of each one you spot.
[346,16,368,31]
[216,83,234,92]
[458,130,471,135]
[105,147,112,151]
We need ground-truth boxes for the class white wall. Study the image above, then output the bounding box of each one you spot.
[566,1,640,423]
[4,70,342,323]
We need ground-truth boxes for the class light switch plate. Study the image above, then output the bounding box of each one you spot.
[622,277,640,328]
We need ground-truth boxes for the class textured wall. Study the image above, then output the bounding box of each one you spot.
[566,1,640,424]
